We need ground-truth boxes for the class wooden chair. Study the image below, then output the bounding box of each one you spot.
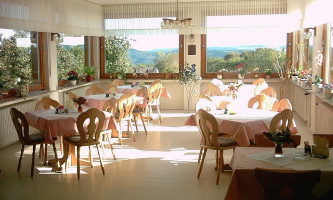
[64,108,105,180]
[85,85,105,95]
[116,92,137,143]
[10,108,59,177]
[66,91,78,100]
[199,93,212,101]
[100,98,117,160]
[205,84,222,96]
[260,87,277,98]
[111,79,125,86]
[35,97,60,110]
[132,87,148,135]
[151,79,161,86]
[222,88,231,96]
[196,109,238,185]
[248,94,268,110]
[313,134,333,148]
[252,78,265,85]
[272,98,292,112]
[35,97,61,160]
[147,82,163,123]
[106,83,119,93]
[255,168,321,200]
[270,109,293,132]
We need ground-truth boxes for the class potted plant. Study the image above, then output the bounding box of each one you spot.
[311,75,322,93]
[235,63,246,79]
[83,66,96,82]
[67,70,79,86]
[263,128,295,157]
[290,69,299,81]
[322,83,333,99]
[265,69,272,79]
[16,76,32,97]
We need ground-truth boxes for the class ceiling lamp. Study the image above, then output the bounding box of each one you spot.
[161,0,193,29]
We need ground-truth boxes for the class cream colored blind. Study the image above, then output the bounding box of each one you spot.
[0,0,104,36]
[103,0,287,35]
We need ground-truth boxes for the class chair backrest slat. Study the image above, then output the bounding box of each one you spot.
[10,108,30,143]
[270,109,293,132]
[195,109,220,147]
[118,92,136,120]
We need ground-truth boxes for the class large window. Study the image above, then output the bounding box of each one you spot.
[57,34,85,80]
[0,29,42,92]
[101,34,182,79]
[203,15,288,78]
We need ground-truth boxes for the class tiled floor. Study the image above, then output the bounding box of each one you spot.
[0,110,312,200]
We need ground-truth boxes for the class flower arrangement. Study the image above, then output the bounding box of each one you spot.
[235,63,247,76]
[72,96,86,105]
[263,128,295,147]
[323,83,333,91]
[178,64,201,111]
[228,82,243,92]
[314,49,324,68]
[300,69,311,79]
[67,70,79,80]
[312,75,322,86]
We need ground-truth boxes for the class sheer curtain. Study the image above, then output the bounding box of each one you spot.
[103,0,287,36]
[0,0,103,36]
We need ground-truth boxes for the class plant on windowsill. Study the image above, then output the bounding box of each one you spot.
[83,66,96,82]
[265,69,272,79]
[322,83,333,99]
[67,70,79,86]
[235,63,247,79]
[311,75,322,93]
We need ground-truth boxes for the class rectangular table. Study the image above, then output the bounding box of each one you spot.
[224,147,333,200]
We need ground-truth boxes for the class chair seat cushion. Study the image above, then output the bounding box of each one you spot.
[133,109,143,114]
[29,133,46,143]
[65,135,94,144]
[218,137,237,147]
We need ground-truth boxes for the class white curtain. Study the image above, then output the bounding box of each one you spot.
[103,0,287,36]
[0,0,104,36]
[303,0,333,27]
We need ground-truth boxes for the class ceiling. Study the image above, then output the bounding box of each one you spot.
[88,0,227,5]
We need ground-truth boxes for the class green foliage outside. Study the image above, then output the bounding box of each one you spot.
[57,35,85,80]
[207,48,286,74]
[0,32,32,90]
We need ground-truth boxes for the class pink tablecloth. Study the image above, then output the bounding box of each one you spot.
[85,94,144,110]
[184,109,298,146]
[26,108,117,143]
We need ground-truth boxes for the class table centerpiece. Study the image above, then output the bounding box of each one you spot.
[263,128,295,157]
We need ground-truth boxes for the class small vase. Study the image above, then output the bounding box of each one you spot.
[78,105,83,113]
[296,78,301,84]
[232,92,237,100]
[238,74,244,79]
[291,75,297,81]
[274,144,284,157]
[19,84,29,97]
[69,80,77,86]
[86,75,93,82]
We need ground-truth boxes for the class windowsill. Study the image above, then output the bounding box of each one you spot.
[291,80,333,107]
[200,78,284,83]
[0,81,98,108]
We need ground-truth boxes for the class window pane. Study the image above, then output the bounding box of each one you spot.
[104,34,179,75]
[331,31,333,84]
[206,15,287,74]
[0,29,40,90]
[57,34,85,80]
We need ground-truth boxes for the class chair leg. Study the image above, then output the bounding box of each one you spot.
[51,142,60,170]
[216,150,223,185]
[18,144,25,172]
[44,143,48,166]
[77,146,80,180]
[140,114,148,135]
[64,144,69,172]
[96,144,105,175]
[197,148,207,179]
[118,122,123,145]
[156,105,162,123]
[89,146,93,168]
[215,150,219,171]
[133,115,139,132]
[221,150,225,172]
[31,144,36,178]
[106,134,116,160]
[59,136,64,155]
[128,120,135,142]
[39,144,43,158]
[198,146,203,163]
[100,136,105,155]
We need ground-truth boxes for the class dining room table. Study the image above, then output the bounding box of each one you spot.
[85,93,144,110]
[25,107,118,165]
[184,108,298,146]
[224,147,333,200]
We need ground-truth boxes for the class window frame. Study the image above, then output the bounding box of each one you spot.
[201,34,285,79]
[100,35,184,79]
